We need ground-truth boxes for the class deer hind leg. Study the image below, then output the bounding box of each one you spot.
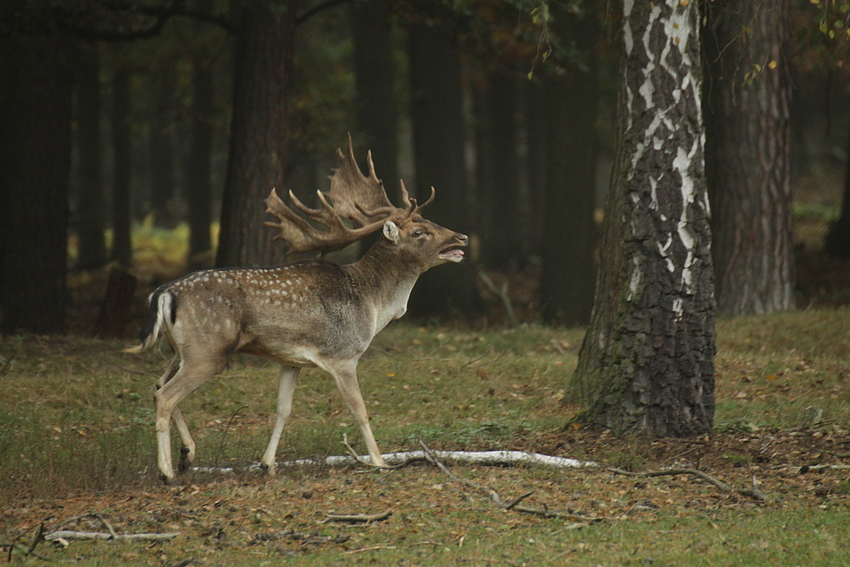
[324,360,387,467]
[260,365,301,473]
[155,353,226,482]
[156,356,196,472]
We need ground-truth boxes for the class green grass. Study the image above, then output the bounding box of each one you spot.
[2,314,850,565]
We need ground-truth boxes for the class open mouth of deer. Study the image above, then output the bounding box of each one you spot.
[439,245,466,262]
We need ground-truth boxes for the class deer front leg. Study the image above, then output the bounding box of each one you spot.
[260,365,301,473]
[326,361,387,467]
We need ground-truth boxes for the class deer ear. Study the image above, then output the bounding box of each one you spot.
[382,221,400,244]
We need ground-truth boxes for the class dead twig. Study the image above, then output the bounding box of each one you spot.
[503,491,535,510]
[341,434,414,470]
[800,464,850,472]
[609,467,768,501]
[43,531,180,542]
[320,510,392,524]
[343,544,398,554]
[417,439,601,524]
[478,271,517,327]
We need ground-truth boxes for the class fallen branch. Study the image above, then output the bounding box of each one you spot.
[800,464,850,473]
[341,434,419,471]
[44,530,180,542]
[320,510,392,524]
[418,440,602,524]
[609,467,768,501]
[3,514,180,559]
[192,448,597,474]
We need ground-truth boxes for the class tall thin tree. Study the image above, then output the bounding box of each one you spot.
[111,63,133,267]
[704,0,794,315]
[0,35,76,334]
[74,43,107,270]
[539,3,599,326]
[216,0,298,268]
[406,22,480,317]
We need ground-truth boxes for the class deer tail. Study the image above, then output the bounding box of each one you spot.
[123,289,175,354]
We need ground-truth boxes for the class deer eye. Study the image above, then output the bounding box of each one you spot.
[412,229,424,238]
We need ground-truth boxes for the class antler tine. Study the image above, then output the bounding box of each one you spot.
[323,135,395,224]
[264,138,430,255]
[264,188,386,254]
[415,186,436,213]
[397,180,435,215]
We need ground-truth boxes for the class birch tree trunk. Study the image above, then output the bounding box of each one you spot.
[570,0,715,436]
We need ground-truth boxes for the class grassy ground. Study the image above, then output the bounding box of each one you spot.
[2,314,850,565]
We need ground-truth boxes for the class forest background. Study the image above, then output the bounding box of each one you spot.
[3,0,850,337]
[5,2,850,563]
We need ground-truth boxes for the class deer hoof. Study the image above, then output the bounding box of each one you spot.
[178,447,193,472]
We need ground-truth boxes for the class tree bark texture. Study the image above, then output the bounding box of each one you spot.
[406,23,481,317]
[111,65,133,267]
[188,43,215,268]
[352,0,398,197]
[0,36,76,334]
[477,68,525,271]
[539,4,599,326]
[149,71,176,225]
[572,0,715,436]
[73,44,107,270]
[216,0,297,268]
[705,0,794,315]
[824,123,850,258]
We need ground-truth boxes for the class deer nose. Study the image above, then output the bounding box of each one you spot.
[456,233,469,246]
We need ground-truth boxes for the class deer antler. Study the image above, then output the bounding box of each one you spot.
[264,135,437,254]
[264,136,397,254]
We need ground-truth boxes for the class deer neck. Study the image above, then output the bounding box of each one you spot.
[346,240,422,330]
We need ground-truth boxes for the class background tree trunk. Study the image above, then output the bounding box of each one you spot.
[824,123,850,257]
[73,44,107,270]
[539,4,599,326]
[705,0,794,315]
[571,0,715,436]
[149,70,176,226]
[111,64,133,267]
[406,23,480,317]
[187,39,215,269]
[216,0,297,268]
[477,68,524,271]
[351,0,398,196]
[0,36,76,334]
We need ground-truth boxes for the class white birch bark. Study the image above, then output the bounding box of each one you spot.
[572,0,715,436]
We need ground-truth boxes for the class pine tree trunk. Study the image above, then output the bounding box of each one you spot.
[149,71,176,226]
[571,0,715,436]
[539,5,598,326]
[216,0,297,268]
[111,65,133,267]
[477,68,524,271]
[406,23,480,317]
[824,125,850,257]
[705,0,794,315]
[0,36,76,334]
[73,44,107,270]
[187,34,215,268]
[352,0,398,197]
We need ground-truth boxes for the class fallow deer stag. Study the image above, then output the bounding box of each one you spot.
[128,138,468,482]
